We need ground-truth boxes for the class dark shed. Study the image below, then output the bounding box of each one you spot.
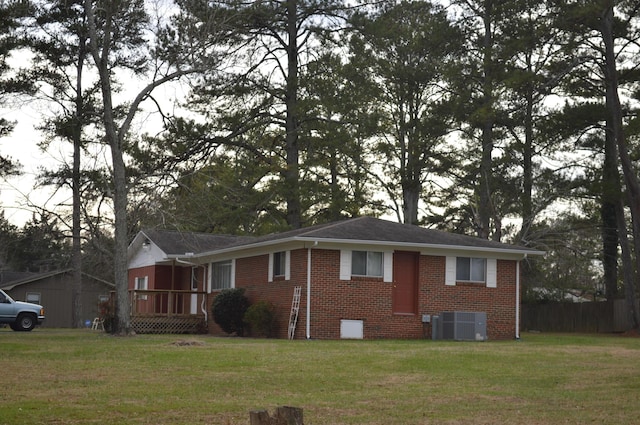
[1,270,114,328]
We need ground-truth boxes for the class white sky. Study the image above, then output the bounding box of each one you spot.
[0,105,70,227]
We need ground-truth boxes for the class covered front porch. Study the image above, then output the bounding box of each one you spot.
[129,289,208,334]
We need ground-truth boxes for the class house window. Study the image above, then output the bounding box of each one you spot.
[273,251,286,277]
[135,276,148,291]
[26,292,41,304]
[135,276,149,300]
[456,257,486,283]
[211,260,232,290]
[268,251,290,282]
[352,251,383,277]
[191,267,199,290]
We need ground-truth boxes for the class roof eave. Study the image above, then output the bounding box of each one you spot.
[168,235,544,260]
[292,236,544,256]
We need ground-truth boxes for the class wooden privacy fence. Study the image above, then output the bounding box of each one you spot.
[521,299,639,333]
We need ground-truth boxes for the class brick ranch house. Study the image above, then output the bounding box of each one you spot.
[127,217,543,340]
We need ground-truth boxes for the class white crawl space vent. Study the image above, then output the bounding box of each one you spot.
[437,311,487,341]
[340,319,364,339]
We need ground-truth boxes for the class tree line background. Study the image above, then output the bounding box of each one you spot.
[0,0,639,332]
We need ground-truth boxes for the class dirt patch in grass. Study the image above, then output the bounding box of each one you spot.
[168,339,206,346]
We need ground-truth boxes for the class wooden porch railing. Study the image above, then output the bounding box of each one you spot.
[129,289,208,334]
[129,289,207,316]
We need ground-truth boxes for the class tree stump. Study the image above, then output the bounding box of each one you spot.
[249,406,303,425]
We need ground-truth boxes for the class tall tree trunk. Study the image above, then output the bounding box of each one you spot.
[71,129,82,328]
[601,4,640,328]
[402,190,419,225]
[601,116,619,300]
[71,40,85,328]
[85,0,131,335]
[402,177,420,225]
[478,0,494,240]
[399,111,419,225]
[520,93,533,240]
[615,199,639,329]
[285,0,301,229]
[328,149,340,221]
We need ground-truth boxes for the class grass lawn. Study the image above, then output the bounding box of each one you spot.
[1,329,639,424]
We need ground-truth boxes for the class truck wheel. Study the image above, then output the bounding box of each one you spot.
[15,313,36,331]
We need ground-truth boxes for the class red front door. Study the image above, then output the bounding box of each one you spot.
[393,251,419,314]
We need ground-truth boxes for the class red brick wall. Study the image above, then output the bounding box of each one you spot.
[420,256,517,340]
[205,248,519,340]
[206,251,308,339]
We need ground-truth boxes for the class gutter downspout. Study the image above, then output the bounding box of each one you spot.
[306,241,317,340]
[306,246,312,339]
[516,254,526,340]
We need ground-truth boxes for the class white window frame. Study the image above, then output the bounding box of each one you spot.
[135,276,149,300]
[351,250,384,277]
[445,256,497,287]
[274,251,286,276]
[457,257,486,283]
[191,266,198,290]
[210,260,233,291]
[268,251,291,282]
[340,250,393,282]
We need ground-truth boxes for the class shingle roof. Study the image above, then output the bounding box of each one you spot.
[0,271,36,286]
[144,217,541,256]
[0,269,114,291]
[141,228,255,256]
[248,216,539,252]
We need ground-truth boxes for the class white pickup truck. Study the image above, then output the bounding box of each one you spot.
[0,289,45,331]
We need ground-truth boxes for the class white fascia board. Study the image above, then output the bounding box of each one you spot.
[293,237,544,259]
[168,235,543,263]
[170,239,308,264]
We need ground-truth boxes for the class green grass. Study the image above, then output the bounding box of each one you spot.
[1,329,639,424]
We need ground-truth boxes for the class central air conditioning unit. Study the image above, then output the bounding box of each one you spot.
[438,311,487,341]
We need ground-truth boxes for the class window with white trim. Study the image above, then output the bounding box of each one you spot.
[135,276,148,300]
[351,251,383,277]
[211,260,232,290]
[191,267,199,290]
[269,251,290,281]
[273,251,286,277]
[456,257,486,282]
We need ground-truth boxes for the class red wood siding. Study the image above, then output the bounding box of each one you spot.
[128,265,156,290]
[128,264,195,291]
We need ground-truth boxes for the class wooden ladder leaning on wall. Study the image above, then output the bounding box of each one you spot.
[288,286,302,340]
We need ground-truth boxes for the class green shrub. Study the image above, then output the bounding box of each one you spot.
[244,300,277,338]
[212,288,250,336]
